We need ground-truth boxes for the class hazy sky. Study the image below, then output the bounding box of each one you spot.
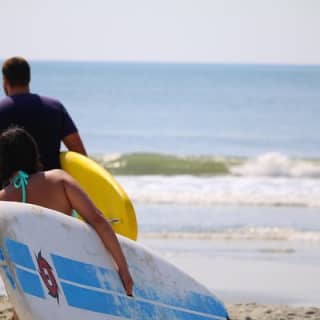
[1,0,319,64]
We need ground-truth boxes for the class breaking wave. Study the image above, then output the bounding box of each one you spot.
[140,228,320,242]
[231,152,320,178]
[93,152,320,178]
[90,152,320,207]
[117,175,320,208]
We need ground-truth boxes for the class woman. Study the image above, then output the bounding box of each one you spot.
[0,127,133,312]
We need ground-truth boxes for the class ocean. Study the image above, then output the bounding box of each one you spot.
[1,61,320,304]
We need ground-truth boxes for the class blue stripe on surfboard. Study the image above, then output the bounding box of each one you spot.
[14,266,45,298]
[134,286,227,317]
[1,266,16,289]
[4,239,44,298]
[51,254,124,293]
[61,282,127,317]
[183,292,228,318]
[52,254,227,318]
[61,282,223,319]
[51,254,102,288]
[2,239,227,318]
[0,248,5,261]
[5,238,36,270]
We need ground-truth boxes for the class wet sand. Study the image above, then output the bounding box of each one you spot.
[139,236,320,319]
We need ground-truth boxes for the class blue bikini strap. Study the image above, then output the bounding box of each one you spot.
[13,170,29,203]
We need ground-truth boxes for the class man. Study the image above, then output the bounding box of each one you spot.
[0,56,87,170]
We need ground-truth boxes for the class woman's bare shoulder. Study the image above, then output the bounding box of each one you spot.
[43,169,69,180]
[42,170,76,186]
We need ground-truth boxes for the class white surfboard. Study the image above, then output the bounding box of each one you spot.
[0,202,228,320]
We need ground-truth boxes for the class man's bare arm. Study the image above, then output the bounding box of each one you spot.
[63,132,87,155]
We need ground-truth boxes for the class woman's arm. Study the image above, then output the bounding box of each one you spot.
[60,171,133,296]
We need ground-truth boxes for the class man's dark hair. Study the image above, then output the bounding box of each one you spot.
[0,126,43,182]
[2,57,31,86]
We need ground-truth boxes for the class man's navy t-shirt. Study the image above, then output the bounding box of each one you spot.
[0,93,77,170]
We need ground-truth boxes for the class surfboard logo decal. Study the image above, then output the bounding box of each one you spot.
[36,251,59,303]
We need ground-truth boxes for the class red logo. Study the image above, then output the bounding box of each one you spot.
[36,251,59,303]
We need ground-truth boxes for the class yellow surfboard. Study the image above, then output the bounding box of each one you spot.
[60,151,138,241]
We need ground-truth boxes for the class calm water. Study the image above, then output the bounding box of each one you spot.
[23,62,320,158]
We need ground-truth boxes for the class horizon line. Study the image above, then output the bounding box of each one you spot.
[0,58,319,68]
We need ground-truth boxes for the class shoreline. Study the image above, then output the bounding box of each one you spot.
[0,296,319,320]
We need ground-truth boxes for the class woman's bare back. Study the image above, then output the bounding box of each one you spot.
[0,169,73,215]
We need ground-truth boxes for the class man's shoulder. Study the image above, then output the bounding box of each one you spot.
[0,93,62,109]
[0,96,14,109]
[38,95,64,108]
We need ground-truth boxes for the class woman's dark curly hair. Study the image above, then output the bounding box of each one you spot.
[0,126,43,183]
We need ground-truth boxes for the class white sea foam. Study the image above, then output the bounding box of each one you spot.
[117,175,320,207]
[231,152,320,178]
[140,228,320,241]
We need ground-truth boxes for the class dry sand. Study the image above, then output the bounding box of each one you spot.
[0,296,14,320]
[0,295,319,320]
[227,303,320,320]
